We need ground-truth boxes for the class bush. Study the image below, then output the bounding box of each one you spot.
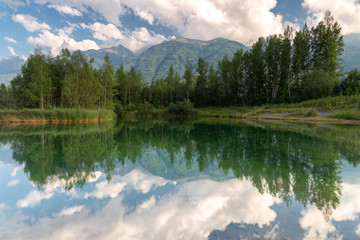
[166,100,195,115]
[137,101,154,115]
[305,108,319,117]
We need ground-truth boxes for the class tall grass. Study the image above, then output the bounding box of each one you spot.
[335,109,360,120]
[290,95,360,109]
[0,108,116,122]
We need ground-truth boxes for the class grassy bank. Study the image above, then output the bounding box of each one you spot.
[0,109,116,123]
[119,95,360,124]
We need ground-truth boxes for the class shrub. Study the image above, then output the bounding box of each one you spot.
[137,101,154,115]
[166,100,195,115]
[305,108,319,117]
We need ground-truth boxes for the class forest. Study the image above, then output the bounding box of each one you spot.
[1,11,359,113]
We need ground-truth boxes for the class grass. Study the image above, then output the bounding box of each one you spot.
[289,95,360,110]
[335,109,360,120]
[0,108,116,123]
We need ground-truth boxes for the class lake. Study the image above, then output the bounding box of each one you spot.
[1,119,360,240]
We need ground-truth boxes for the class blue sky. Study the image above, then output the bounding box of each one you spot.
[0,0,360,59]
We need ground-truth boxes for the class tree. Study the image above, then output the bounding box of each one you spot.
[166,65,175,103]
[100,54,116,108]
[265,35,282,103]
[20,48,51,110]
[311,10,344,77]
[292,24,311,101]
[278,26,292,102]
[339,69,360,95]
[194,58,209,107]
[183,61,193,100]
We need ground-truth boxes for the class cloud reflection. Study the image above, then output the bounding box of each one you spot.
[1,169,282,240]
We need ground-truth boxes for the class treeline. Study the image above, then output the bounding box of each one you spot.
[1,11,359,110]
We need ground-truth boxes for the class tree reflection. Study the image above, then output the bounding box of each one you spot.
[1,119,360,219]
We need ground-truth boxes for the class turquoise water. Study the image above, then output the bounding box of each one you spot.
[1,119,360,239]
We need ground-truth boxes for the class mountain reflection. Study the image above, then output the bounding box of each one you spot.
[1,119,360,218]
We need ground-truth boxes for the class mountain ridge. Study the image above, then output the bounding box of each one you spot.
[1,35,360,85]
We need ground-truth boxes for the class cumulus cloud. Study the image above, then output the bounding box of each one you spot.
[302,0,360,34]
[54,205,85,217]
[7,46,16,56]
[299,183,360,240]
[16,190,54,208]
[81,22,124,41]
[7,179,20,186]
[80,22,167,52]
[121,27,167,52]
[12,14,50,32]
[33,0,125,26]
[0,176,281,240]
[32,0,285,45]
[27,29,99,55]
[121,0,285,45]
[0,0,25,9]
[84,180,126,199]
[48,4,82,17]
[4,37,17,43]
[300,206,340,240]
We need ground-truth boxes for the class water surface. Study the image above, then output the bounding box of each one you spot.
[1,119,360,239]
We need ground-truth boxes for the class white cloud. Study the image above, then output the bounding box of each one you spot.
[331,183,360,221]
[7,46,16,56]
[81,22,124,41]
[54,205,85,217]
[122,169,169,194]
[121,27,167,52]
[0,176,281,240]
[300,206,341,240]
[33,0,125,26]
[32,0,286,45]
[356,224,360,237]
[7,179,20,186]
[121,0,284,45]
[48,4,82,17]
[12,14,50,32]
[16,190,54,208]
[0,0,25,8]
[4,37,17,43]
[302,0,360,34]
[27,29,99,56]
[11,166,21,177]
[132,6,155,25]
[84,180,126,199]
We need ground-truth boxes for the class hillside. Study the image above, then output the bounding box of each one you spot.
[0,56,25,85]
[83,44,136,69]
[126,37,247,82]
[343,33,360,72]
[1,34,360,85]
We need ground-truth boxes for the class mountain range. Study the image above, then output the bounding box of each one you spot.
[1,34,360,85]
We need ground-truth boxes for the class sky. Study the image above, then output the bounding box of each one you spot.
[0,0,360,60]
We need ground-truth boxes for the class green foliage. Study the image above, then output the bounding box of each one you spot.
[339,68,360,95]
[305,108,319,117]
[137,101,154,115]
[166,100,195,115]
[114,102,125,118]
[125,38,247,82]
[335,109,360,120]
[303,70,337,100]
